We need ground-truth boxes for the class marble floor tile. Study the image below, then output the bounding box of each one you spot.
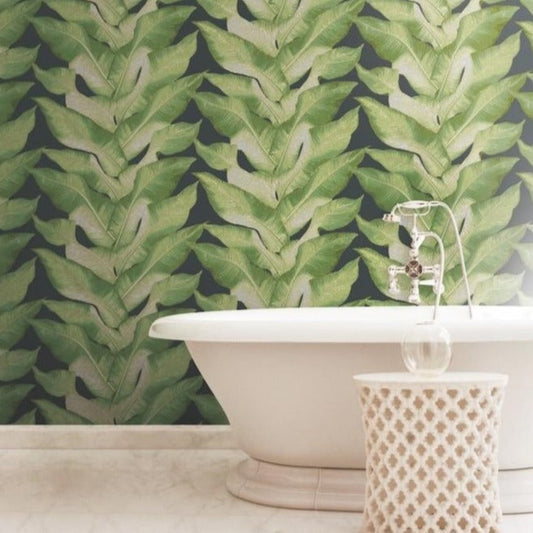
[0,448,529,532]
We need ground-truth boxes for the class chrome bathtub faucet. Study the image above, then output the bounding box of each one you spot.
[386,213,443,305]
[382,200,473,320]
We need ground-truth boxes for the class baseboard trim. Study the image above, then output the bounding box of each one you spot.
[0,425,237,450]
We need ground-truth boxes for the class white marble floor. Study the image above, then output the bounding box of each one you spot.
[0,447,531,533]
[0,448,361,533]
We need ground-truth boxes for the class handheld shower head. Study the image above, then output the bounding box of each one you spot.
[383,213,401,223]
[399,200,430,209]
[383,200,432,223]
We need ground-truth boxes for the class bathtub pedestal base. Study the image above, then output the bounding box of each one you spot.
[226,458,366,512]
[226,458,533,514]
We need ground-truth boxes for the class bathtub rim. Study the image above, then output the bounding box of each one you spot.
[149,305,533,344]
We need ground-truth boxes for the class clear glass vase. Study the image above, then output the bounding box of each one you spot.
[401,322,452,377]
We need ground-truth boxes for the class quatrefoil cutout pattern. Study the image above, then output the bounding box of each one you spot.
[359,384,506,533]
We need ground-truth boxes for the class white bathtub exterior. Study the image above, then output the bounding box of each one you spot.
[150,306,533,511]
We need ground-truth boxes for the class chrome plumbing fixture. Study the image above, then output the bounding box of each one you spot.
[383,200,473,320]
[386,216,443,305]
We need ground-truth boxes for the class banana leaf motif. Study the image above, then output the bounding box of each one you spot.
[357,0,528,305]
[194,0,365,310]
[30,0,203,424]
[0,0,41,424]
[517,0,533,305]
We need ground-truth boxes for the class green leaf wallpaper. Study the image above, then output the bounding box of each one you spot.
[0,0,531,424]
[193,0,365,309]
[357,0,530,305]
[0,0,41,424]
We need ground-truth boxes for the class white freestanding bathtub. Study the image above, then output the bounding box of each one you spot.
[149,305,533,513]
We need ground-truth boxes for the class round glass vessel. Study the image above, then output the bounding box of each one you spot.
[401,321,452,377]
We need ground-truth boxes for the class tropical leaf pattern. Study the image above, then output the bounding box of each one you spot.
[356,0,530,305]
[30,0,203,424]
[193,0,365,309]
[0,0,41,423]
[517,0,533,303]
[0,0,530,424]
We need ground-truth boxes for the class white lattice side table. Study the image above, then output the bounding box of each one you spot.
[353,372,508,533]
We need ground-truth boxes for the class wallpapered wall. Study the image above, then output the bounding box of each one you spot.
[2,0,532,424]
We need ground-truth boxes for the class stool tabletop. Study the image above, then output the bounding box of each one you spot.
[353,372,508,388]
